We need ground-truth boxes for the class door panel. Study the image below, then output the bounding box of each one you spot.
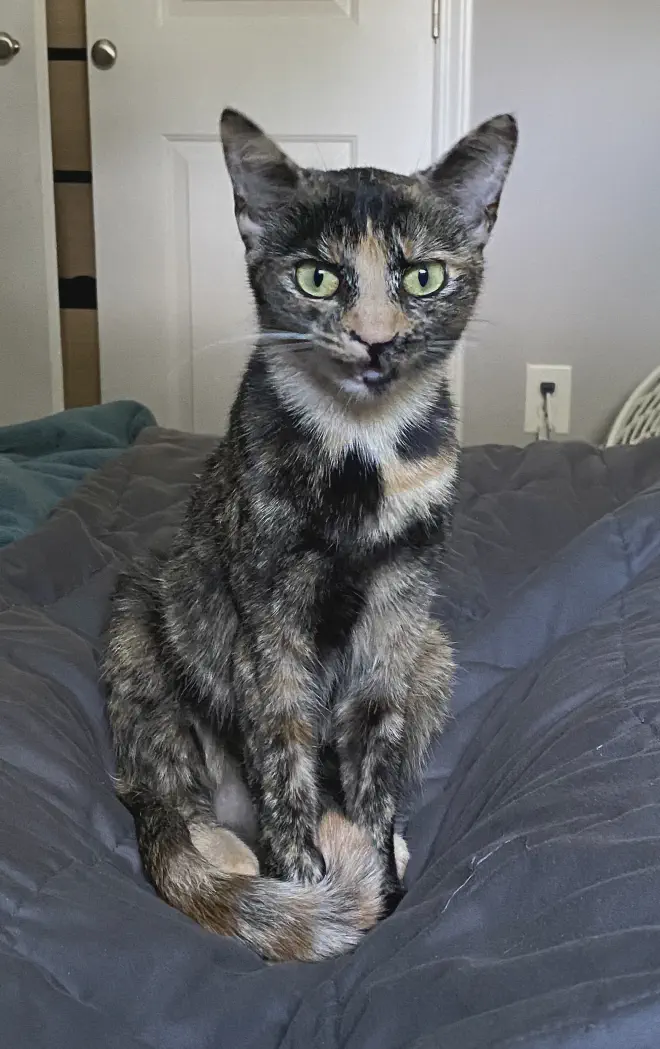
[87,0,435,432]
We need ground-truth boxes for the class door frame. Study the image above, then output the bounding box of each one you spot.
[33,0,64,413]
[434,0,473,441]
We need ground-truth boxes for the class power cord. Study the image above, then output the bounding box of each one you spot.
[536,381,556,441]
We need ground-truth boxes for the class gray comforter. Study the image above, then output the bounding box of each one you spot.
[2,428,660,1049]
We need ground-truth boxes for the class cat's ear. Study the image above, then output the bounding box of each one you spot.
[419,114,518,247]
[220,109,301,248]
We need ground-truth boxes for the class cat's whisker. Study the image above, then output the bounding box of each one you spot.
[187,330,315,359]
[259,335,319,357]
[162,331,317,384]
[425,341,462,355]
[257,331,316,345]
[312,143,329,171]
[425,332,484,352]
[465,317,498,329]
[188,333,264,359]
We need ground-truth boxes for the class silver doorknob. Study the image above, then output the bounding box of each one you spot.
[0,32,21,61]
[91,39,117,70]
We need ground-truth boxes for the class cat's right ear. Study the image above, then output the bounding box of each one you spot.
[220,109,301,249]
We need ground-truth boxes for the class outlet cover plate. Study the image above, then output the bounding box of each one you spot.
[524,364,572,435]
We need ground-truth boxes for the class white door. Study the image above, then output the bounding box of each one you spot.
[87,0,437,433]
[0,0,62,424]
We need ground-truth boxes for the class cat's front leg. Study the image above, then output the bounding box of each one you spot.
[335,682,407,909]
[233,631,324,885]
[337,603,453,911]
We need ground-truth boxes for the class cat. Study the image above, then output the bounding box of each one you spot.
[103,107,517,962]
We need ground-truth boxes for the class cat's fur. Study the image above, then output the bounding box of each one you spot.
[103,109,517,961]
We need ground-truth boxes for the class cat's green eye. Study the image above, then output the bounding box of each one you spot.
[402,261,447,298]
[295,262,340,299]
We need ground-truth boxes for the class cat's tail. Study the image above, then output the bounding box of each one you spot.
[126,792,384,962]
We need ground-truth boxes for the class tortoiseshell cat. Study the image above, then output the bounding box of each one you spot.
[104,109,517,961]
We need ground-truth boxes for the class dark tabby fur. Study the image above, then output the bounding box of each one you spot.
[103,109,517,961]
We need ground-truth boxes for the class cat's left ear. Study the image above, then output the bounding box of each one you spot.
[220,109,301,249]
[419,114,518,247]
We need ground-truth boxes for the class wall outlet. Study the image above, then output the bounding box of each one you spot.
[524,364,572,435]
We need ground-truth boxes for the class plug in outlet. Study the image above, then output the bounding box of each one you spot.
[524,364,572,435]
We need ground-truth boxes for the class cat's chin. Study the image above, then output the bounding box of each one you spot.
[337,376,377,399]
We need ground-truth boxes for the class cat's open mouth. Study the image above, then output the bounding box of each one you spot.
[361,366,392,389]
[338,363,397,397]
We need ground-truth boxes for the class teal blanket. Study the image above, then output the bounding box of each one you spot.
[0,401,155,547]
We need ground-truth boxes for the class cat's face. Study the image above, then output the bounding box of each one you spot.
[221,110,517,401]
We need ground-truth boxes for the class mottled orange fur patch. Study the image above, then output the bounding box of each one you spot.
[382,447,458,498]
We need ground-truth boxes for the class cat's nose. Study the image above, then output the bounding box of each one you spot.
[349,332,393,361]
[367,341,393,363]
[347,333,395,388]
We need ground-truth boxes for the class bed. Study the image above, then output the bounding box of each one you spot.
[2,425,660,1048]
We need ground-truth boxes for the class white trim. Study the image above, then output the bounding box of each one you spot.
[33,0,64,413]
[432,0,473,157]
[432,0,473,442]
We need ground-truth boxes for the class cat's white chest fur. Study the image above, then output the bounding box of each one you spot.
[282,369,457,538]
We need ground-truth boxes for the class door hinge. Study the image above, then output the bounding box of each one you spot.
[432,0,440,39]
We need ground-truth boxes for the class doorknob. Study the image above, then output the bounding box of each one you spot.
[0,32,20,61]
[91,39,117,70]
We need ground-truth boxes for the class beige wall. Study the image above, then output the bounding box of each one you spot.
[462,0,660,446]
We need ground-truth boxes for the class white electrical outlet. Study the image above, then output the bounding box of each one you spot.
[524,364,572,435]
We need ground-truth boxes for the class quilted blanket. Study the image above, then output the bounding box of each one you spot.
[0,400,155,547]
[1,428,660,1048]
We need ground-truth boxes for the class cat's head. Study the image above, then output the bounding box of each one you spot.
[220,109,517,401]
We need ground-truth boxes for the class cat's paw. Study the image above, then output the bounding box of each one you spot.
[382,881,406,918]
[189,822,260,877]
[379,833,408,918]
[393,833,410,881]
